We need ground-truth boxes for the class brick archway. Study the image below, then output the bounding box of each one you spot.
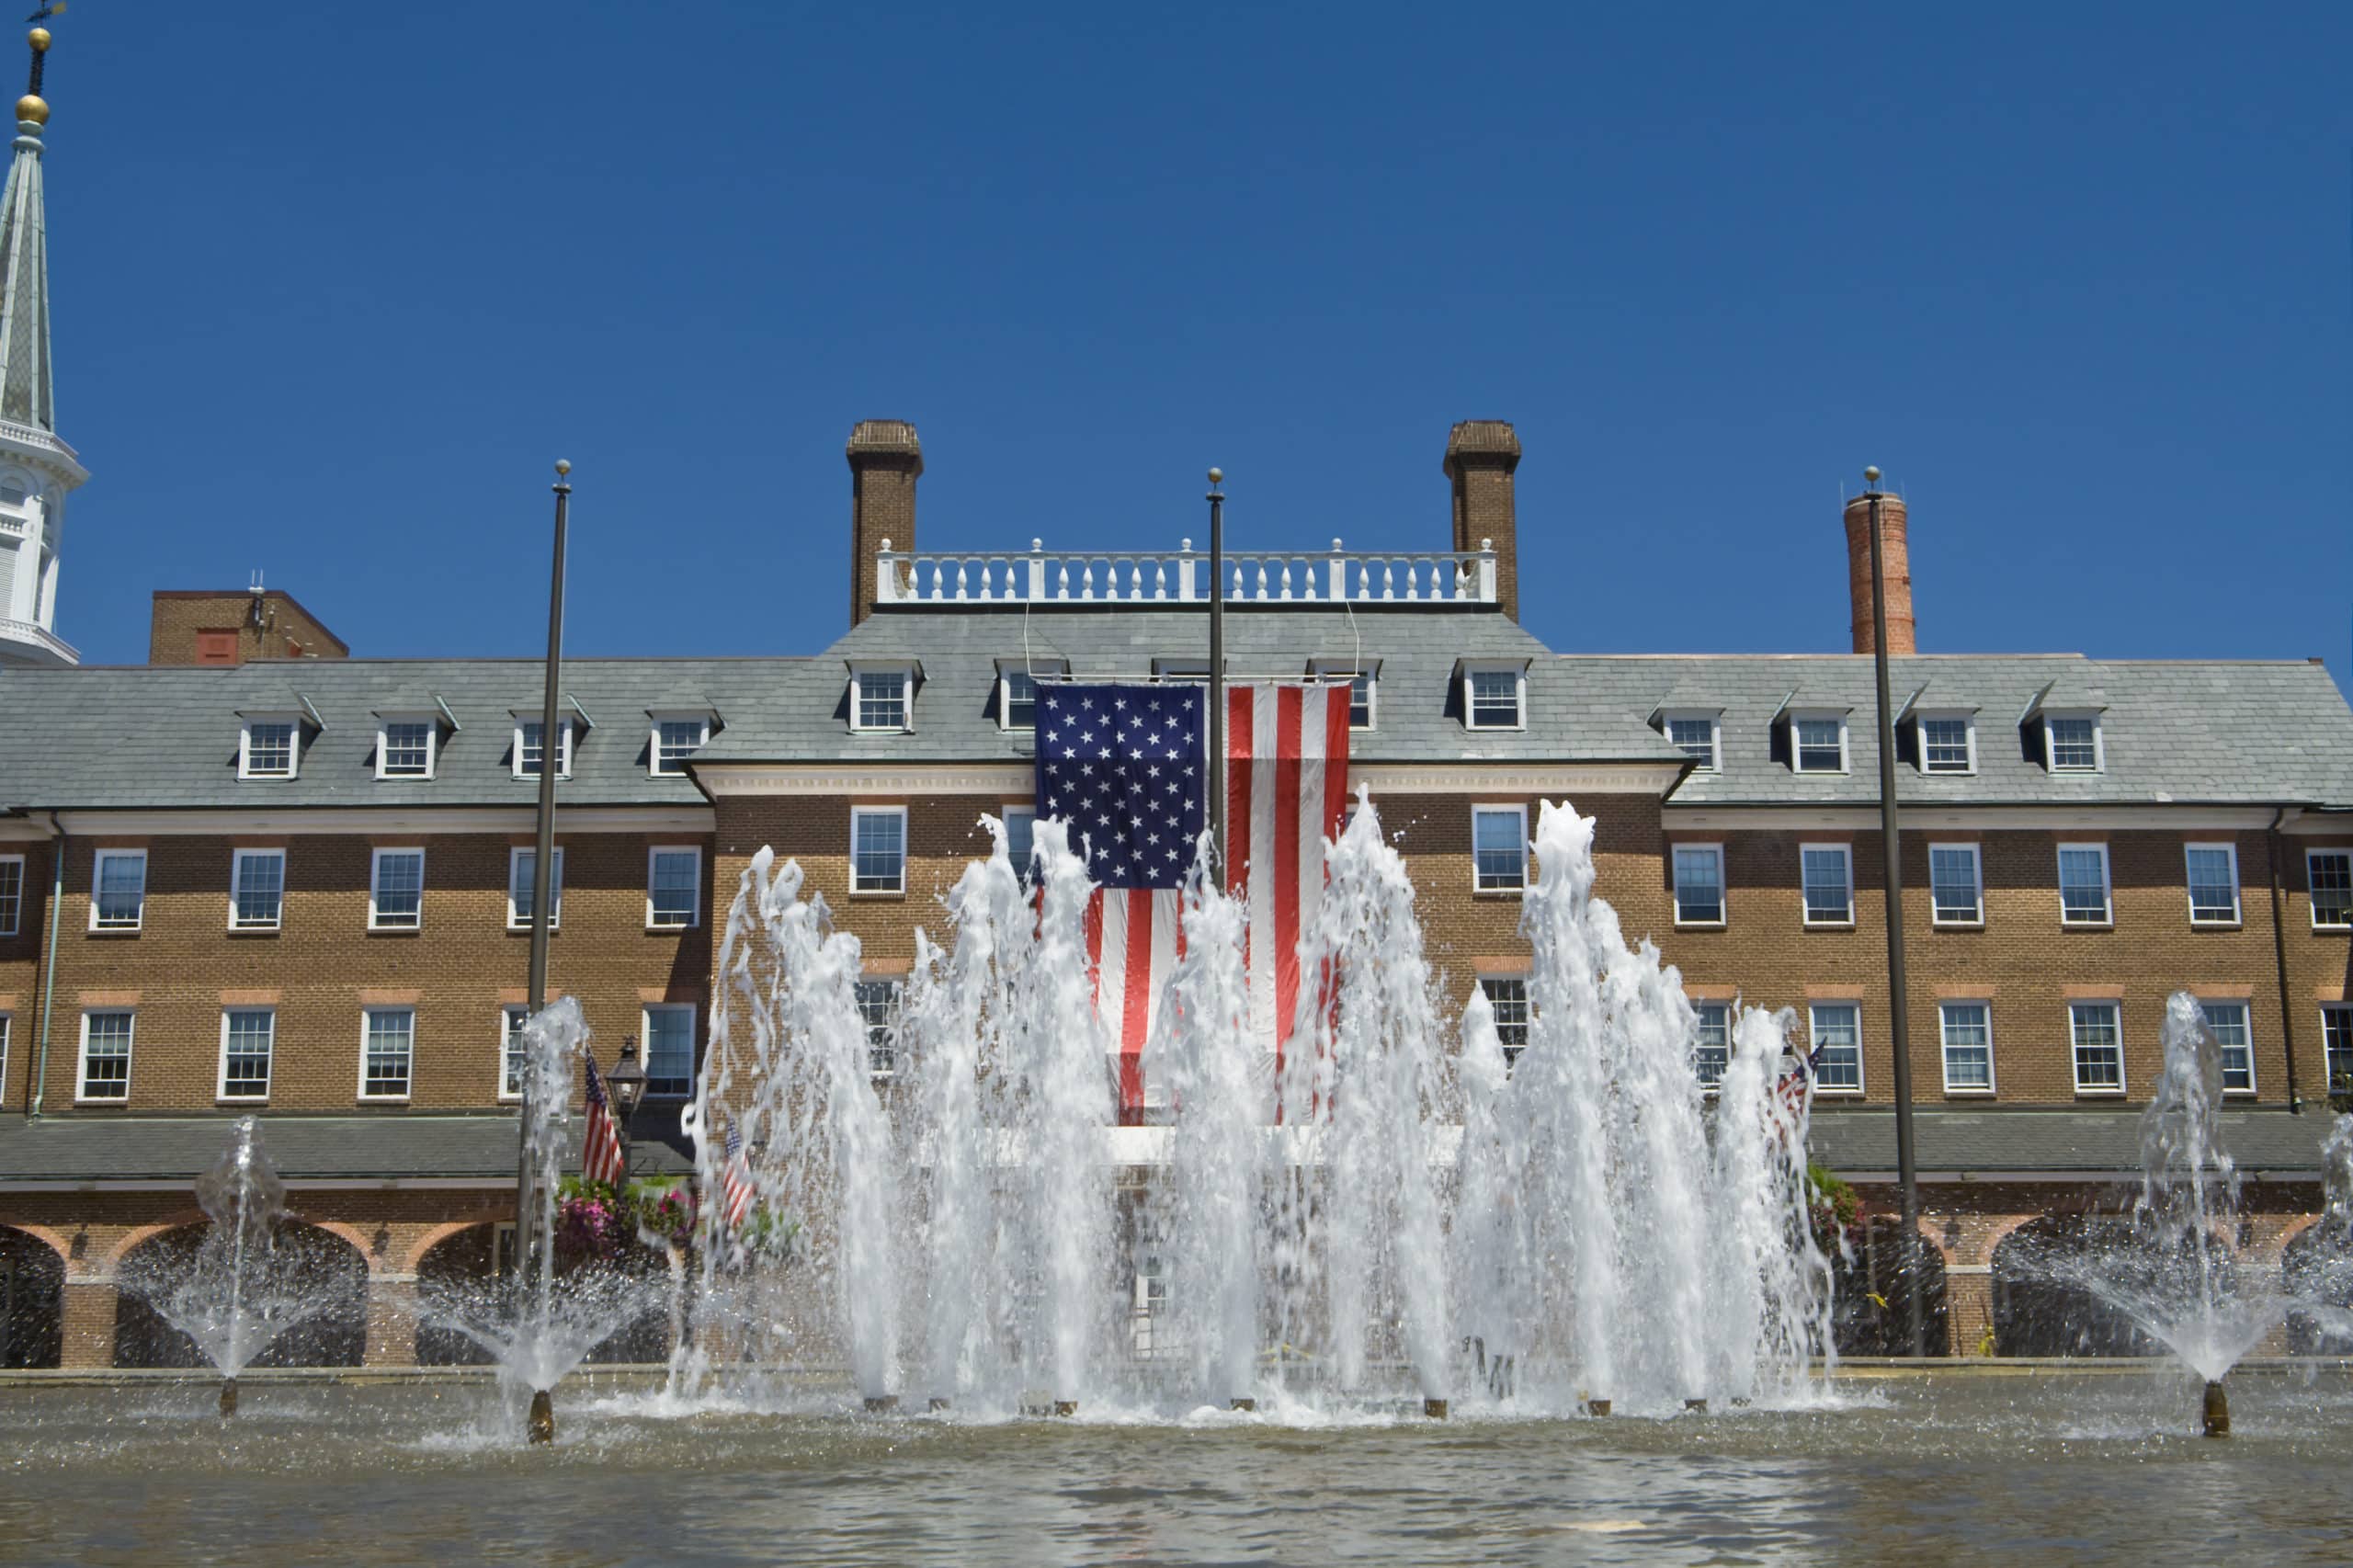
[402,1212,511,1276]
[99,1211,207,1275]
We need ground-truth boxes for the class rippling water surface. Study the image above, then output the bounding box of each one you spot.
[4,1371,2352,1565]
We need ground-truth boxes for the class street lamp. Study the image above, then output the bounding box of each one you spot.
[606,1033,648,1178]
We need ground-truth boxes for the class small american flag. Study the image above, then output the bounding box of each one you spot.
[1776,1044,1824,1119]
[719,1121,754,1230]
[581,1053,628,1186]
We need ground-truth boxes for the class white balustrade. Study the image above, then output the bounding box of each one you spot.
[874,537,1497,606]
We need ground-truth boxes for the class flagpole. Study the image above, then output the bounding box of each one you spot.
[1206,467,1227,874]
[517,460,572,1283]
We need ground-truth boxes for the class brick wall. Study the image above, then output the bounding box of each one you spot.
[147,591,350,665]
[0,838,52,1110]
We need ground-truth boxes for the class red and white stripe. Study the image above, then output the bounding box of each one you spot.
[1086,886,1182,1125]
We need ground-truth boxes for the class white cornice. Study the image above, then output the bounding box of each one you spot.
[1663,804,2336,833]
[1351,763,1682,795]
[34,805,716,838]
[697,765,1035,797]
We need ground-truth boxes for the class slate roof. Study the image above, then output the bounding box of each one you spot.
[1807,1106,2338,1178]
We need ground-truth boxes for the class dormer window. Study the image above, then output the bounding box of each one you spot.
[1918,712,1975,775]
[2045,712,2102,773]
[996,658,1065,732]
[512,716,574,779]
[1791,712,1848,774]
[1310,659,1380,731]
[375,713,438,780]
[1462,661,1528,732]
[238,713,302,779]
[849,663,916,733]
[1661,710,1720,771]
[1152,658,1211,683]
[650,710,713,777]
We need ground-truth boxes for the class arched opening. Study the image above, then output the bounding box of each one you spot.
[2284,1220,2353,1355]
[1991,1213,2230,1358]
[112,1220,369,1369]
[0,1226,64,1369]
[1831,1218,1949,1356]
[415,1222,671,1368]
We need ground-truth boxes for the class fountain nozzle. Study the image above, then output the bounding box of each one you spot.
[218,1378,237,1418]
[2202,1380,2230,1438]
[1423,1397,1450,1420]
[528,1389,556,1445]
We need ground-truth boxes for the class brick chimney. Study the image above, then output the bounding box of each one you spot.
[1843,487,1916,654]
[847,419,923,627]
[1443,420,1522,619]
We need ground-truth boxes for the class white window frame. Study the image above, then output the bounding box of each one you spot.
[76,1009,134,1103]
[1800,842,1856,927]
[509,714,574,780]
[2043,710,2105,774]
[1808,1003,1864,1095]
[358,1006,415,1102]
[1938,1000,1995,1096]
[1671,842,1726,926]
[997,667,1052,733]
[237,712,302,780]
[641,1003,698,1098]
[368,846,426,931]
[1471,803,1529,893]
[1927,842,1984,926]
[849,807,909,896]
[2184,842,2243,926]
[228,847,287,932]
[2322,1004,2353,1093]
[1916,710,1977,776]
[848,663,917,734]
[2199,997,2256,1096]
[0,1012,10,1102]
[374,713,438,780]
[1691,999,1733,1092]
[1662,710,1722,773]
[1790,710,1850,775]
[1478,973,1531,1065]
[89,848,147,933]
[506,845,565,931]
[0,851,23,937]
[855,975,903,1078]
[646,845,705,928]
[2068,999,2126,1096]
[2307,849,2352,930]
[1310,660,1379,733]
[648,710,712,778]
[499,1005,529,1103]
[2057,842,2113,927]
[1462,662,1528,733]
[217,1006,275,1103]
[1002,804,1038,881]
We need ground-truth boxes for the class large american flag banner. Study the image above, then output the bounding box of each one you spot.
[1036,680,1351,1121]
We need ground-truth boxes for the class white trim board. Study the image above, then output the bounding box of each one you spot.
[38,806,716,837]
[1664,804,2339,833]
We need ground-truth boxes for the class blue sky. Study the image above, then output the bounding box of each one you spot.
[37,3,2353,690]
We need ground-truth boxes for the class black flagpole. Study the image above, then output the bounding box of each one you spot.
[1207,467,1226,875]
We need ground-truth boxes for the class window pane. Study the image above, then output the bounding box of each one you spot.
[2326,1007,2353,1094]
[233,851,284,929]
[654,719,705,773]
[1693,1002,1731,1086]
[364,1009,414,1097]
[2186,847,2238,922]
[2049,717,2098,770]
[81,1011,132,1099]
[1473,810,1525,890]
[645,1006,695,1096]
[1811,1005,1860,1089]
[1673,846,1722,923]
[0,857,19,935]
[1795,719,1843,772]
[650,850,700,925]
[852,812,906,892]
[1929,846,1981,923]
[1802,847,1851,923]
[859,672,908,730]
[1347,674,1373,730]
[518,721,566,776]
[1469,670,1519,728]
[2203,1002,2252,1092]
[2059,847,2109,923]
[1666,718,1714,767]
[1940,1002,1991,1090]
[503,1006,529,1098]
[2071,1002,2122,1089]
[1481,977,1529,1065]
[96,854,145,928]
[2311,853,2352,928]
[1004,673,1038,730]
[1922,718,1972,772]
[222,1009,273,1098]
[246,722,294,775]
[382,722,433,776]
[372,852,423,926]
[510,848,563,926]
[856,980,900,1074]
[1004,810,1037,881]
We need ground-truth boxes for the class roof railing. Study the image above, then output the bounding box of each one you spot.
[0,616,78,663]
[876,538,1497,607]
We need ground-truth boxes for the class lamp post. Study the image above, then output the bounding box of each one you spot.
[606,1034,648,1179]
[1863,464,1926,1358]
[515,460,573,1283]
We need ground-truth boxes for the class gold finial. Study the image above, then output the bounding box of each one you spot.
[15,94,44,126]
[27,28,49,52]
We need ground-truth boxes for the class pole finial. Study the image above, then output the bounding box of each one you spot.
[1207,466,1223,485]
[1863,464,1881,485]
[553,459,572,475]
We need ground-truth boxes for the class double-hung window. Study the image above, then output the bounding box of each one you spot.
[0,852,23,937]
[647,846,703,927]
[1001,670,1040,732]
[1939,1002,1994,1094]
[1672,844,1724,925]
[78,1010,133,1102]
[1692,1000,1732,1089]
[1809,1004,1861,1092]
[369,848,425,930]
[1929,844,1983,925]
[2324,1006,2353,1093]
[1801,844,1854,926]
[377,716,437,779]
[1792,714,1847,774]
[2309,850,2352,929]
[1664,712,1720,772]
[238,715,300,779]
[1919,714,1974,774]
[1310,660,1379,731]
[856,978,901,1076]
[651,715,710,777]
[1472,805,1528,892]
[2202,1000,2254,1095]
[1002,805,1038,884]
[501,1005,529,1101]
[361,1008,415,1100]
[220,1008,274,1101]
[850,809,907,895]
[2043,713,2102,773]
[513,717,574,779]
[2069,1001,2124,1093]
[2185,844,2241,926]
[230,848,285,931]
[507,846,564,930]
[1480,976,1530,1068]
[91,849,147,932]
[1463,664,1525,732]
[2058,844,2111,926]
[851,665,914,733]
[643,1004,697,1097]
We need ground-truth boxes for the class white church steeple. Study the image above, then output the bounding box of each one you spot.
[0,19,85,669]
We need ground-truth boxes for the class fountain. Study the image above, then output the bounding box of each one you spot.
[116,1117,355,1414]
